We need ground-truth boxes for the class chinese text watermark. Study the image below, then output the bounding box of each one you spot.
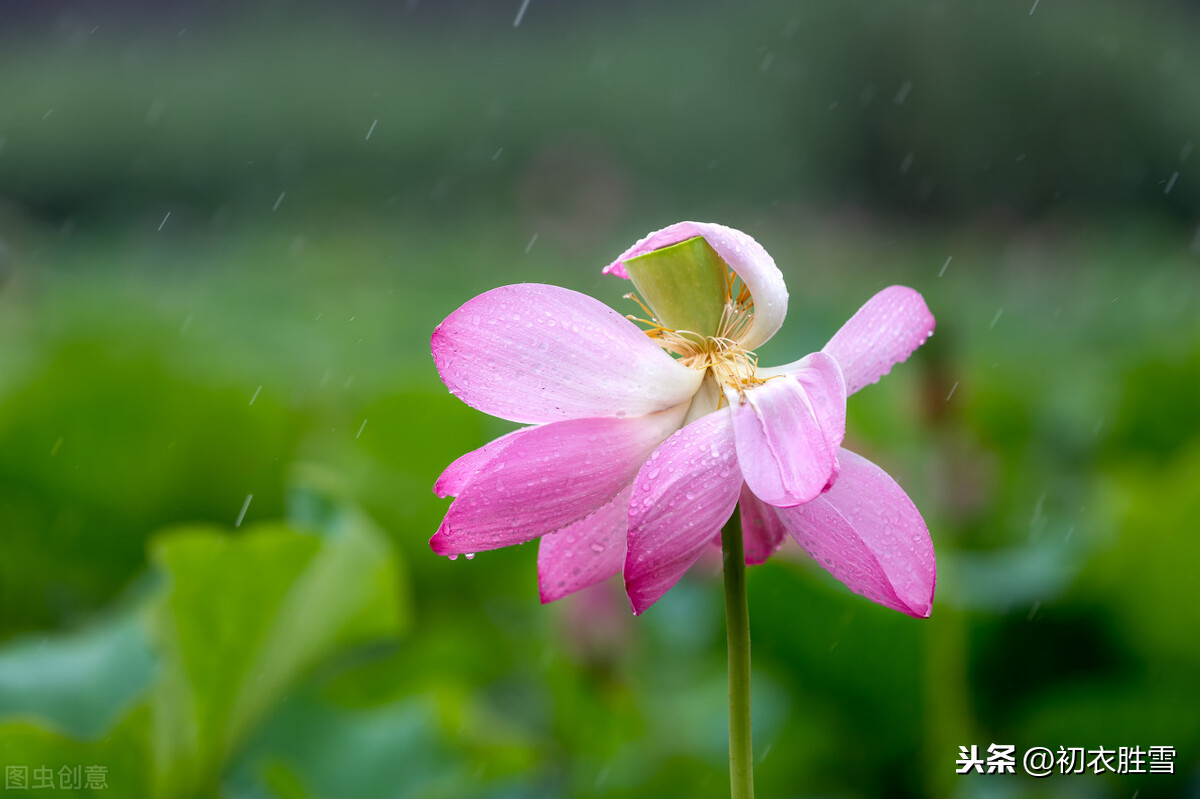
[956,745,1176,777]
[4,765,108,790]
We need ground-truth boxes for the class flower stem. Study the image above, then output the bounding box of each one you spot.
[721,510,754,799]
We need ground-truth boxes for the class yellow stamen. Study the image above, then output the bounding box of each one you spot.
[625,265,765,402]
[623,292,659,324]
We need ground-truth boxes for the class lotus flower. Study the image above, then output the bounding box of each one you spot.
[431,222,936,617]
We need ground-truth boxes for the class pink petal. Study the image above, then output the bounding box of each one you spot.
[822,286,934,395]
[432,283,703,424]
[537,486,631,603]
[603,222,788,350]
[738,484,787,565]
[434,427,532,498]
[775,447,935,618]
[791,351,847,454]
[625,410,743,615]
[727,353,846,508]
[430,405,685,557]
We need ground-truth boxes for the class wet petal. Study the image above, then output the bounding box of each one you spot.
[430,405,685,557]
[739,484,787,565]
[762,287,934,395]
[775,448,935,618]
[728,354,846,508]
[821,286,934,394]
[432,283,703,424]
[791,352,847,456]
[603,222,788,350]
[625,410,743,615]
[434,427,532,499]
[537,486,631,603]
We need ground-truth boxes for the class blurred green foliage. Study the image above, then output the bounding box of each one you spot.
[0,478,405,798]
[2,1,1199,226]
[1,1,1199,798]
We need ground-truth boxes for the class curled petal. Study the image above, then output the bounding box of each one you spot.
[727,353,846,508]
[432,283,703,424]
[603,222,787,350]
[739,484,787,565]
[434,427,532,498]
[775,448,936,618]
[625,410,743,615]
[537,487,631,603]
[791,352,848,455]
[431,405,686,557]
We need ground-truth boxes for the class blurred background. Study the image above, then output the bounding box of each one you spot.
[1,1,1198,797]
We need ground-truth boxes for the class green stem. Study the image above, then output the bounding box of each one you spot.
[722,510,755,799]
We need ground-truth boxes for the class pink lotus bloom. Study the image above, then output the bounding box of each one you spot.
[431,222,936,617]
